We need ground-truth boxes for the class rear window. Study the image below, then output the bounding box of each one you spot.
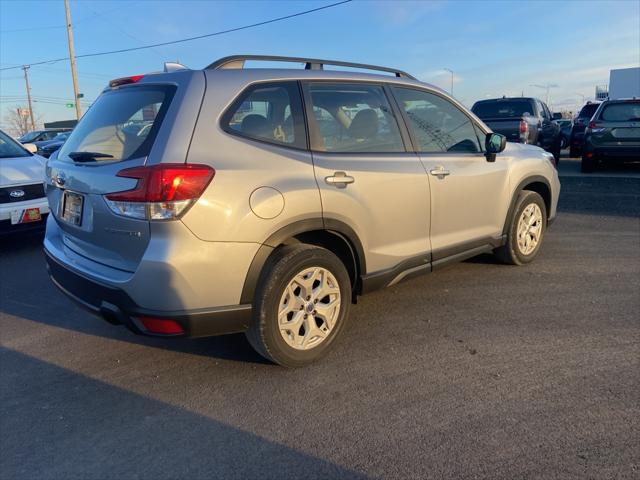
[58,85,175,163]
[471,100,535,119]
[600,102,640,121]
[577,103,599,119]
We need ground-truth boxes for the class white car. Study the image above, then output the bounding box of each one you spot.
[0,129,49,234]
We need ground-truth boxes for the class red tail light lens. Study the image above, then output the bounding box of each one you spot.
[139,317,185,335]
[104,164,214,220]
[588,121,599,129]
[587,121,605,133]
[109,75,145,88]
[519,120,529,134]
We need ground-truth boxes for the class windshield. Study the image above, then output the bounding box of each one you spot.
[472,100,535,119]
[600,102,640,121]
[18,131,42,143]
[578,103,599,119]
[0,130,30,158]
[58,85,175,163]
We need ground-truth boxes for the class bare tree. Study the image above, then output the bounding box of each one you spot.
[3,106,41,137]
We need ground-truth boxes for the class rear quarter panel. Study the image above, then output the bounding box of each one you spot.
[182,71,322,243]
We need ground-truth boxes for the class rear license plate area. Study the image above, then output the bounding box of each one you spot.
[612,128,640,139]
[60,190,84,226]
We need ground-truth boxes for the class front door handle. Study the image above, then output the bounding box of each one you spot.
[325,171,355,188]
[429,166,450,179]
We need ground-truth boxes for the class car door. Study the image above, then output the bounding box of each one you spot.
[537,101,557,149]
[390,86,510,260]
[302,81,431,275]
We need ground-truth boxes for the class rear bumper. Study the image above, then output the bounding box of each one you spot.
[45,248,252,338]
[586,146,640,160]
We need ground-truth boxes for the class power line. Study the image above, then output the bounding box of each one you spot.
[0,5,125,34]
[0,1,352,71]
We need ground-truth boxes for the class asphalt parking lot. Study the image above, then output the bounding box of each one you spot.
[1,156,639,480]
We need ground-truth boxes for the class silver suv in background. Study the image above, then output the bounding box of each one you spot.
[45,56,560,366]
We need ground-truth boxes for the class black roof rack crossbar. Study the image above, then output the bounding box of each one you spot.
[206,55,416,80]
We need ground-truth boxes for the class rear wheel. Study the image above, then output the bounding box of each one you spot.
[246,244,351,367]
[494,191,547,266]
[581,154,597,173]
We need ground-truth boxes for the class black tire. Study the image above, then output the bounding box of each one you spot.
[551,138,562,163]
[581,155,596,173]
[569,145,579,158]
[494,190,547,266]
[246,244,351,367]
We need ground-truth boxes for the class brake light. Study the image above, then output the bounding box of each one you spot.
[109,74,144,88]
[104,163,214,220]
[587,121,605,133]
[139,317,184,335]
[519,120,529,134]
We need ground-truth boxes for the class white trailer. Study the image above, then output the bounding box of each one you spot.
[608,67,640,99]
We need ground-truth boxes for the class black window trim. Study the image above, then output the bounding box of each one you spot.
[300,79,412,155]
[388,84,488,156]
[219,79,310,152]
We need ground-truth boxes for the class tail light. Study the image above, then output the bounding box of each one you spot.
[586,121,605,133]
[104,163,214,220]
[519,120,529,134]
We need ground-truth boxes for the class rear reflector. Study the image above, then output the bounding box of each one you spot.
[139,317,185,335]
[109,75,145,88]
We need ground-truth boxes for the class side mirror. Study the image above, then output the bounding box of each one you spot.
[23,143,38,154]
[552,112,562,120]
[485,133,506,162]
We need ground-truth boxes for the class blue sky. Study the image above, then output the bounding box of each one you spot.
[1,0,638,129]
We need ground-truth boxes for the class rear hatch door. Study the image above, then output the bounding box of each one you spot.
[592,101,640,147]
[46,80,179,272]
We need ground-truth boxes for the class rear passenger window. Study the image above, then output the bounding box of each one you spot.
[306,83,405,153]
[392,87,482,154]
[222,81,306,149]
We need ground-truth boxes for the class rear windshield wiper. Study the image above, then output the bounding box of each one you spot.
[67,151,114,162]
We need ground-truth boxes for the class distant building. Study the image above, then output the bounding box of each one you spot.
[595,85,608,101]
[44,119,77,129]
[608,67,640,99]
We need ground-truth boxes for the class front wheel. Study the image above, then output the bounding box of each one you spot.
[494,191,547,265]
[246,244,351,367]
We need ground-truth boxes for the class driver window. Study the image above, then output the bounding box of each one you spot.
[391,87,482,154]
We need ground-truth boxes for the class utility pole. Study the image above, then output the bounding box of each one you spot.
[21,65,36,130]
[64,0,82,119]
[444,68,454,96]
[530,83,559,105]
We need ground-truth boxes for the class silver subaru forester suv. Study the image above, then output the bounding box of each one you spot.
[45,55,560,366]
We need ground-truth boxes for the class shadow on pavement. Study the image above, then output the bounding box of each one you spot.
[0,233,268,365]
[0,347,368,480]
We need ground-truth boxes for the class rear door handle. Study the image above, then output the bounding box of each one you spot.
[429,166,450,179]
[325,171,355,188]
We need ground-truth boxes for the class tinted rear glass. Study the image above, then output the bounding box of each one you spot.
[600,102,640,121]
[58,85,175,163]
[471,100,535,119]
[577,103,599,118]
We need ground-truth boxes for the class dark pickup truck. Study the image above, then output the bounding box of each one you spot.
[471,97,562,161]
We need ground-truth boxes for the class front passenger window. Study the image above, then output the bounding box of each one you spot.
[391,87,482,154]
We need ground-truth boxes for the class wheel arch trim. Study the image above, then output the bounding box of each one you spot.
[502,175,552,235]
[240,218,366,304]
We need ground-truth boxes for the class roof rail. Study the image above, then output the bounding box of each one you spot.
[205,55,417,80]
